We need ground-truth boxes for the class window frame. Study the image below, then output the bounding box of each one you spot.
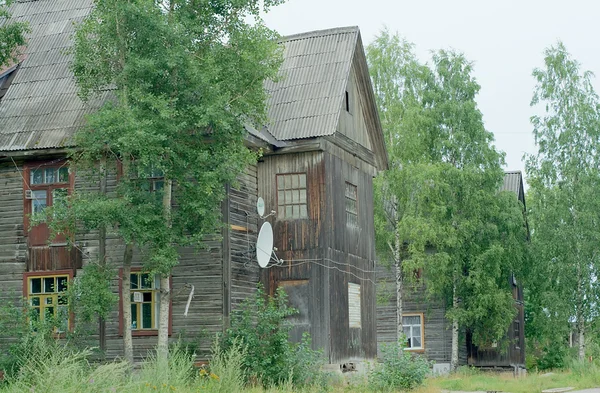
[23,269,75,335]
[276,172,308,220]
[23,161,75,246]
[345,181,358,228]
[402,312,425,352]
[118,268,172,337]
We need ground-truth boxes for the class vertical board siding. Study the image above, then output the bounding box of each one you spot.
[337,63,372,151]
[324,151,377,363]
[257,152,331,357]
[229,164,260,309]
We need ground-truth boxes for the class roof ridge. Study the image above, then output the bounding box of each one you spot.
[504,170,522,174]
[280,26,359,42]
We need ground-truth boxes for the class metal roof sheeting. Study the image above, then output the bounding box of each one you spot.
[501,171,524,200]
[0,0,96,152]
[265,26,359,141]
[0,1,360,152]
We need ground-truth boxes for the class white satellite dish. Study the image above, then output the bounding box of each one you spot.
[256,222,274,268]
[257,197,265,217]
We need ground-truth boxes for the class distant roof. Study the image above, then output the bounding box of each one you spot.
[264,26,358,141]
[501,171,525,205]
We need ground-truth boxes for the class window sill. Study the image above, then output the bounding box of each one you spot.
[132,330,158,337]
[404,348,425,353]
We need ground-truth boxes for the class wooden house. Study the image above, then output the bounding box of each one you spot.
[0,0,387,368]
[376,171,527,372]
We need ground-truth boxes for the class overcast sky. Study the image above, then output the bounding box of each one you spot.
[262,0,600,182]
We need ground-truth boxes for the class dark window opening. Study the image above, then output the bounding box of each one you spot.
[345,182,358,227]
[345,90,350,112]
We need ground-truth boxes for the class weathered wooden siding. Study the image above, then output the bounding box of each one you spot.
[323,151,377,362]
[376,264,467,365]
[257,152,330,356]
[228,164,260,311]
[0,162,27,306]
[337,61,372,151]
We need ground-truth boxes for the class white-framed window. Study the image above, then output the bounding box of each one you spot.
[403,313,424,350]
[348,283,361,328]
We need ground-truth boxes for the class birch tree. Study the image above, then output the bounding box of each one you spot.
[46,0,284,364]
[368,30,528,371]
[525,42,600,361]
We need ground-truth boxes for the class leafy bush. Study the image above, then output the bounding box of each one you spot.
[220,285,325,387]
[536,340,568,370]
[368,340,430,391]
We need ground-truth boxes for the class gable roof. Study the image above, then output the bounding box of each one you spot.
[264,26,358,141]
[265,26,388,169]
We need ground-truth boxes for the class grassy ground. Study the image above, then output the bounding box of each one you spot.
[410,367,600,393]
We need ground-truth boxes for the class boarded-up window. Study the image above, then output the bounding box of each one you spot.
[348,283,361,328]
[403,314,424,350]
[279,280,310,343]
[345,182,358,227]
[276,173,308,219]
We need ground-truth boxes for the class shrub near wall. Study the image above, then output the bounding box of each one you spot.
[220,285,325,388]
[368,341,430,391]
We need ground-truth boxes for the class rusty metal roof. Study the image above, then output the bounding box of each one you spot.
[265,26,359,141]
[0,0,97,152]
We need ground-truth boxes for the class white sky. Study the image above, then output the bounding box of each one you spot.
[263,0,600,182]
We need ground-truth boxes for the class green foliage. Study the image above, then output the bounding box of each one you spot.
[69,262,118,323]
[367,28,528,348]
[37,0,285,274]
[0,1,29,68]
[368,340,430,391]
[0,300,75,379]
[220,285,325,387]
[525,41,600,360]
[204,338,247,393]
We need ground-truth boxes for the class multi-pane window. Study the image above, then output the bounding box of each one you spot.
[130,272,160,331]
[26,273,70,332]
[25,164,72,245]
[345,182,358,227]
[403,314,424,350]
[277,173,308,219]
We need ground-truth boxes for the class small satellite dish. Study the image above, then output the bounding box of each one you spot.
[256,222,274,268]
[257,197,265,217]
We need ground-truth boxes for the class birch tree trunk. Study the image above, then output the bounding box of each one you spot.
[157,179,173,363]
[394,231,404,344]
[577,260,585,361]
[450,279,459,372]
[578,317,585,361]
[122,242,134,365]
